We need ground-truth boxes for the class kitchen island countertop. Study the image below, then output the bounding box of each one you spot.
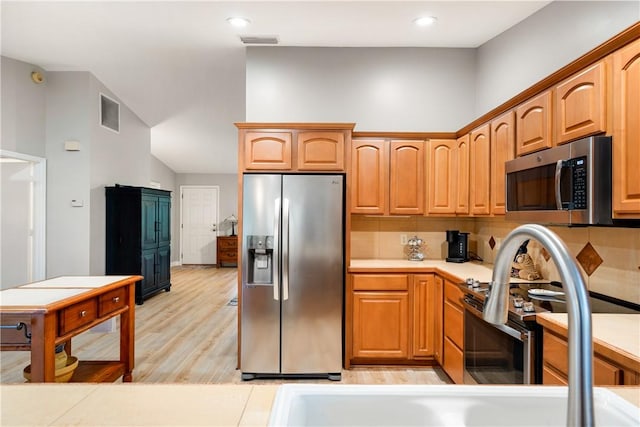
[1,383,637,426]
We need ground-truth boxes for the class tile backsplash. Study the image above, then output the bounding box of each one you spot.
[350,215,640,305]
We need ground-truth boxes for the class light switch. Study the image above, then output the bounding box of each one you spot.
[71,199,83,207]
[64,140,80,151]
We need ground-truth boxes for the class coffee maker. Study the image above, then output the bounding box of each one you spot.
[446,230,469,263]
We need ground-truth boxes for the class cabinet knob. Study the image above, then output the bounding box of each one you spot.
[113,296,120,303]
[80,310,87,318]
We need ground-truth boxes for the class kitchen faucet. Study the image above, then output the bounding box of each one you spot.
[484,224,594,427]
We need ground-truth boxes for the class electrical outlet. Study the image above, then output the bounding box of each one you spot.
[400,234,408,245]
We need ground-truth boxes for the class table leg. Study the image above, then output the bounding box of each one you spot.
[120,282,135,382]
[29,312,57,382]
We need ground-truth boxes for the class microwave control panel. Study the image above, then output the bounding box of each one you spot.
[571,156,587,209]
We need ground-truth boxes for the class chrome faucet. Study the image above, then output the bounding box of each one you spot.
[483,224,593,427]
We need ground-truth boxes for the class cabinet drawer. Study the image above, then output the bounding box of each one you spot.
[218,238,238,249]
[219,251,237,261]
[444,280,463,308]
[543,365,568,385]
[443,336,464,384]
[59,298,98,336]
[444,300,464,349]
[352,274,408,291]
[99,287,127,317]
[543,330,568,375]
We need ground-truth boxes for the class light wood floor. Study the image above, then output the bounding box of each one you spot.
[0,266,450,385]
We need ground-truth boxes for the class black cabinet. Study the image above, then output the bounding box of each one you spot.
[106,185,172,304]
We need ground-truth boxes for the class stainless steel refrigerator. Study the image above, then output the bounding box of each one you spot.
[241,174,344,380]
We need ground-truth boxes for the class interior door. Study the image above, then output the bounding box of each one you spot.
[181,186,218,264]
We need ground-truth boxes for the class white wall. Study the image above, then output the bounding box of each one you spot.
[0,57,47,156]
[247,47,477,131]
[89,74,155,274]
[475,1,640,115]
[1,162,32,288]
[45,72,92,276]
[151,155,178,262]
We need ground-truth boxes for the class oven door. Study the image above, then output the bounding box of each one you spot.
[463,298,534,385]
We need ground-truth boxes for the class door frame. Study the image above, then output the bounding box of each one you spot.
[0,149,47,282]
[179,185,220,265]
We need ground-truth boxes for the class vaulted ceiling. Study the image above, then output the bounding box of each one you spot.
[1,1,550,173]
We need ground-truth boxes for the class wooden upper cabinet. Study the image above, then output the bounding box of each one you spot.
[243,131,293,170]
[427,139,456,214]
[490,111,515,215]
[469,124,491,215]
[297,131,345,171]
[554,61,608,145]
[516,90,553,156]
[612,38,640,218]
[389,140,425,215]
[455,135,470,215]
[351,139,388,214]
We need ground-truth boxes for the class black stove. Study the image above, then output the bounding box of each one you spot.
[460,278,640,385]
[460,279,640,327]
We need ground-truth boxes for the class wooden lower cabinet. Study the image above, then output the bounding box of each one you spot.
[541,328,639,386]
[349,273,442,365]
[442,279,465,383]
[352,292,409,359]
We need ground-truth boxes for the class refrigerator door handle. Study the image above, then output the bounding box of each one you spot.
[282,198,290,301]
[273,197,281,301]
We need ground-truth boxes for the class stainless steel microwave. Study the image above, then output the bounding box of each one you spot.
[505,135,612,225]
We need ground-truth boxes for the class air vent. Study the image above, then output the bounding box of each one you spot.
[240,35,279,45]
[99,93,120,133]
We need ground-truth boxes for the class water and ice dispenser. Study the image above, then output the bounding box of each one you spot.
[246,235,274,285]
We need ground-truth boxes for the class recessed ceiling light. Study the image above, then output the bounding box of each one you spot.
[413,16,437,27]
[227,17,251,28]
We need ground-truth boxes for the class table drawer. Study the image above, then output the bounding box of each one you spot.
[99,287,127,317]
[59,299,97,336]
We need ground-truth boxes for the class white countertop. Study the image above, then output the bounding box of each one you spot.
[349,259,547,285]
[19,276,136,288]
[537,313,640,364]
[0,288,90,308]
[0,384,637,426]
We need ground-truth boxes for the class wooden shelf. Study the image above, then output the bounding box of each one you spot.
[70,361,126,383]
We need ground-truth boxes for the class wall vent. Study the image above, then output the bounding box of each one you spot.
[100,93,120,133]
[240,35,279,45]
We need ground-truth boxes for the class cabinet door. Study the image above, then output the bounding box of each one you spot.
[389,140,424,215]
[490,111,515,215]
[443,336,464,384]
[297,131,345,171]
[612,38,640,217]
[351,140,388,214]
[157,195,171,247]
[427,139,456,214]
[244,131,292,170]
[433,276,444,365]
[412,274,437,358]
[555,61,607,144]
[455,135,470,215]
[156,246,171,288]
[141,195,158,250]
[516,90,553,156]
[352,292,409,359]
[469,124,491,215]
[140,250,157,294]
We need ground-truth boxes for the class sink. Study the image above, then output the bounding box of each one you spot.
[269,384,639,426]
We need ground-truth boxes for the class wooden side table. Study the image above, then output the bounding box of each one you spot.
[217,236,238,268]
